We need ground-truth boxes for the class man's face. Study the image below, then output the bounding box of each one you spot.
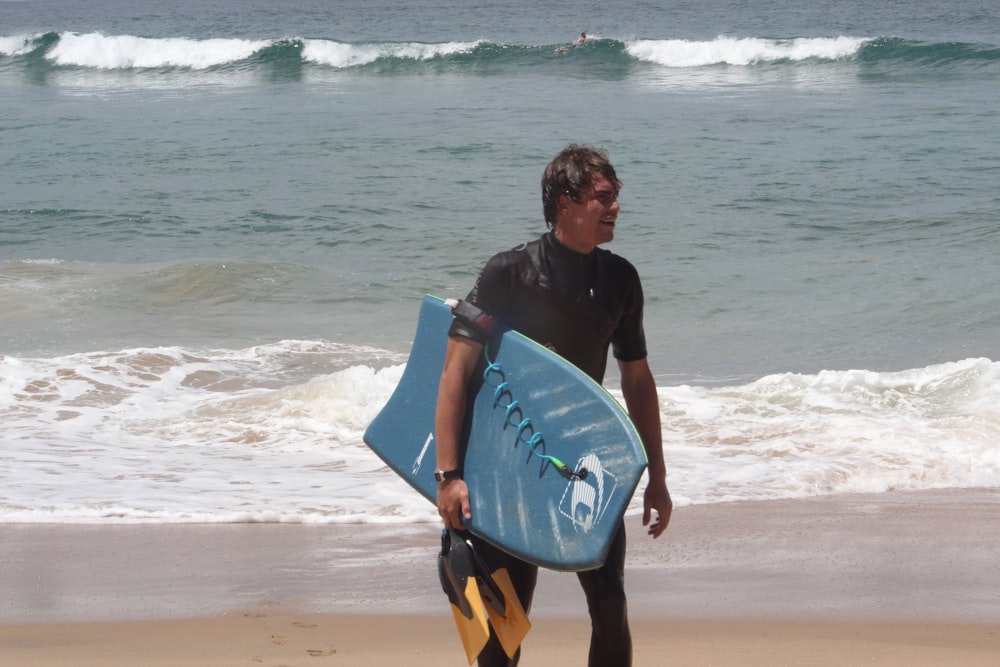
[554,173,620,253]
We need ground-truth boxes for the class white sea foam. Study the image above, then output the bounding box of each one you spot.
[33,33,486,72]
[660,358,1000,505]
[626,36,869,67]
[2,343,998,524]
[0,33,37,56]
[301,39,481,68]
[46,32,270,69]
[0,343,418,523]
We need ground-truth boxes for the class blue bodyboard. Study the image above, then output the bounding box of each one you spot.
[364,295,648,571]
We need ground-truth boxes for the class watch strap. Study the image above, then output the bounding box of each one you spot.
[434,469,462,484]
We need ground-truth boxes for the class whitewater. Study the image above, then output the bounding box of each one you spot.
[3,344,999,524]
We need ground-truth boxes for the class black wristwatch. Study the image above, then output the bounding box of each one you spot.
[434,469,461,485]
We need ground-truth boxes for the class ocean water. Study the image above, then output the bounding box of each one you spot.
[2,0,1000,524]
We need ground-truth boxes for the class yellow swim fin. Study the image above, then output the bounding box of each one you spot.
[461,534,531,659]
[448,576,490,664]
[480,565,531,659]
[439,530,490,664]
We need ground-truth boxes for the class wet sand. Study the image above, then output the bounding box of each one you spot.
[2,489,998,665]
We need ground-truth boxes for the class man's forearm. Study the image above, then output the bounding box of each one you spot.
[619,360,666,478]
[434,336,482,471]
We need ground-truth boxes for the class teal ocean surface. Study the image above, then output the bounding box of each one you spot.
[2,0,999,523]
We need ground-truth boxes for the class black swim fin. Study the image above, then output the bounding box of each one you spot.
[439,530,531,661]
[438,530,490,664]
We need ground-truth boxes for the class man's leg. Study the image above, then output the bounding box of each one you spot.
[577,522,630,667]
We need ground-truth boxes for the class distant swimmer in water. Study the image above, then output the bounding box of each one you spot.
[556,32,587,53]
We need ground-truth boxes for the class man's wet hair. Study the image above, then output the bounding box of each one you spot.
[541,144,622,227]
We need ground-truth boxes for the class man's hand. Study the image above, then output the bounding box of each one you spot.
[436,478,472,530]
[642,478,672,538]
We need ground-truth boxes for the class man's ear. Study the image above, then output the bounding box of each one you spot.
[557,192,570,212]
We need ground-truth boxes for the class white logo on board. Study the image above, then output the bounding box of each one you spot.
[558,453,617,532]
[412,432,433,475]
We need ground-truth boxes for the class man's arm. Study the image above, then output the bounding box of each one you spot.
[618,357,672,538]
[434,335,482,529]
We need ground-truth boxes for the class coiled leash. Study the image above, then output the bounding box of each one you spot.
[447,298,588,481]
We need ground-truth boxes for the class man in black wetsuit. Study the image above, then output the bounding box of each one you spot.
[435,144,672,667]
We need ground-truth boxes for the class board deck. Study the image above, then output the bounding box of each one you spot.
[364,295,648,571]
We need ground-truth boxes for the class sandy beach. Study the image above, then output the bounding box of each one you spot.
[3,489,998,665]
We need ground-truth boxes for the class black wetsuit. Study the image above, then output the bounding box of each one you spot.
[449,231,647,667]
[450,231,648,382]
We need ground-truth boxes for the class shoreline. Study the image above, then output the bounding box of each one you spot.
[3,489,998,664]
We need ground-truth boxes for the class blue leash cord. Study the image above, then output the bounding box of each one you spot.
[481,344,588,481]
